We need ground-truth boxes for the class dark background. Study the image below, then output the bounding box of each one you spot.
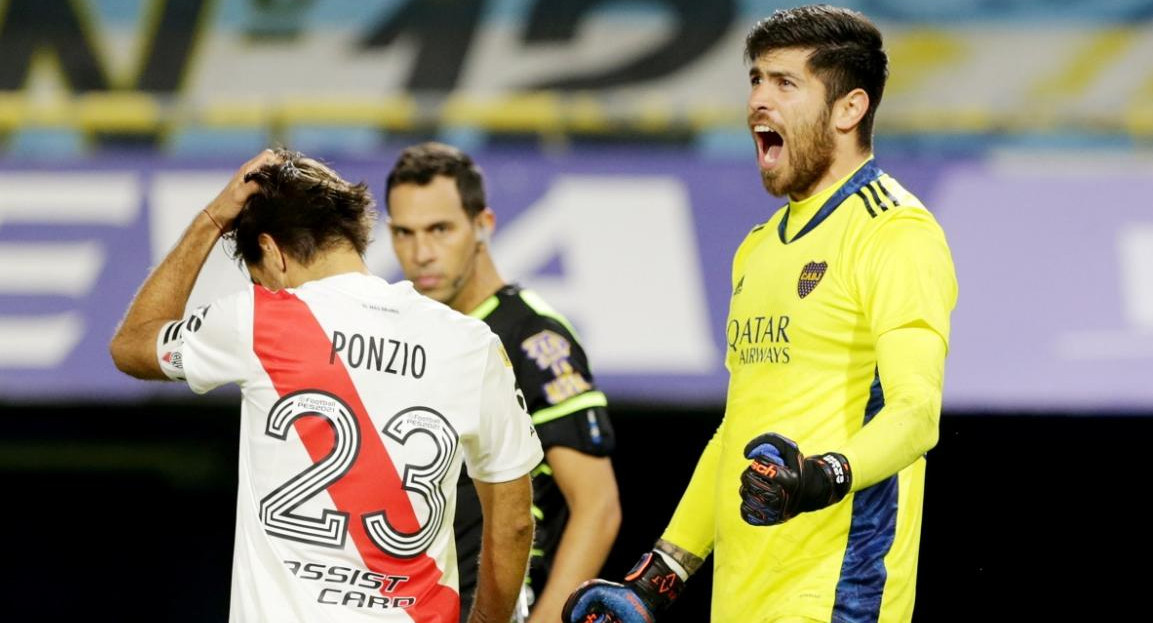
[4,401,1145,621]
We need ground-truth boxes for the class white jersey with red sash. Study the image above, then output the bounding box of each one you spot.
[156,272,543,623]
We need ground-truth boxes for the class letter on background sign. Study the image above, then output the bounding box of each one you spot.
[1119,225,1153,331]
[489,175,717,373]
[0,172,139,368]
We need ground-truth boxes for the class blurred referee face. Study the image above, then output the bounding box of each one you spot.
[748,47,836,200]
[388,174,487,310]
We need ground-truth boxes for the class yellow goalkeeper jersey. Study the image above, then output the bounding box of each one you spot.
[663,159,957,623]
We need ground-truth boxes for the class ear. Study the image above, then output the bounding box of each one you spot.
[258,233,287,272]
[474,208,496,245]
[833,88,869,134]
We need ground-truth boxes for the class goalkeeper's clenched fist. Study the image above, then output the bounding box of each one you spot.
[562,549,688,623]
[739,433,853,526]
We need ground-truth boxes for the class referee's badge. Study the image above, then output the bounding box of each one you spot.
[797,261,828,298]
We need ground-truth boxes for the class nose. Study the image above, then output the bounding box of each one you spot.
[749,84,773,115]
[412,234,436,265]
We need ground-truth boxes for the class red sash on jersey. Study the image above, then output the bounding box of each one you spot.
[253,287,458,622]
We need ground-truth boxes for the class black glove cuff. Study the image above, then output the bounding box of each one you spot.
[797,452,852,513]
[625,551,685,615]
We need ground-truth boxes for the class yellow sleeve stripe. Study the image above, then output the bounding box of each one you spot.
[518,289,581,338]
[530,391,608,425]
[531,463,553,477]
[468,295,500,320]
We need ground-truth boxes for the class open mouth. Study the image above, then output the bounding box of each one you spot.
[754,124,784,167]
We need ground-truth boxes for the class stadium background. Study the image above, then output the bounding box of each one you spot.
[1,0,1150,620]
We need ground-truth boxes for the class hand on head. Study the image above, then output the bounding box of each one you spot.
[205,149,282,232]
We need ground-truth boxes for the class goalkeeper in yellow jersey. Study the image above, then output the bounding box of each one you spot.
[564,4,958,623]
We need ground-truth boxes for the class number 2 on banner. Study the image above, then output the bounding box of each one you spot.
[257,390,458,558]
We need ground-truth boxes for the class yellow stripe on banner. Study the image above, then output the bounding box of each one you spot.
[0,94,26,130]
[531,391,608,426]
[876,108,992,134]
[567,92,610,133]
[202,100,272,127]
[884,29,966,96]
[1029,28,1136,102]
[632,93,673,133]
[688,104,743,132]
[1126,70,1153,136]
[442,92,562,133]
[77,92,161,132]
[278,96,416,130]
[23,99,73,127]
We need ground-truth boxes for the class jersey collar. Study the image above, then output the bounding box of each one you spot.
[778,158,883,244]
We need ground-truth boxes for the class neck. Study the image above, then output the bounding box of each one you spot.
[449,252,506,315]
[791,147,873,202]
[286,247,370,288]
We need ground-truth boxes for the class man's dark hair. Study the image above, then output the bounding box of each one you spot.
[745,4,888,150]
[229,148,377,266]
[384,142,487,217]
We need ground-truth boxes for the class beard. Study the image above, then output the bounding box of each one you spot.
[760,106,836,199]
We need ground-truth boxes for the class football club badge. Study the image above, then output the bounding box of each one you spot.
[797,261,828,298]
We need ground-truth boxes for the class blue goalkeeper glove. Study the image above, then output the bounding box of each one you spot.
[562,550,685,623]
[739,433,852,526]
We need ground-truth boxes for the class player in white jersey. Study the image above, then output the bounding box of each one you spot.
[110,149,543,623]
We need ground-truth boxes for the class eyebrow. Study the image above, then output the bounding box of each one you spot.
[389,220,453,232]
[749,66,803,82]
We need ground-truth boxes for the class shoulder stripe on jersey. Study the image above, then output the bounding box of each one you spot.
[531,391,608,426]
[875,180,901,207]
[863,183,890,213]
[519,289,580,338]
[855,190,878,218]
[253,289,459,622]
[469,295,500,321]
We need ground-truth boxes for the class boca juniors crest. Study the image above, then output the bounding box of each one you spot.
[797,261,828,298]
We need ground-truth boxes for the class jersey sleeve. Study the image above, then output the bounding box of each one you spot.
[660,419,724,559]
[156,289,251,394]
[466,335,545,483]
[854,209,958,346]
[842,326,946,489]
[512,316,613,456]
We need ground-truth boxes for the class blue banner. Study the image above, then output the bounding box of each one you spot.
[1,150,1151,409]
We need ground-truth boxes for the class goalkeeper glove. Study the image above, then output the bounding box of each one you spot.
[739,432,852,526]
[561,550,686,623]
